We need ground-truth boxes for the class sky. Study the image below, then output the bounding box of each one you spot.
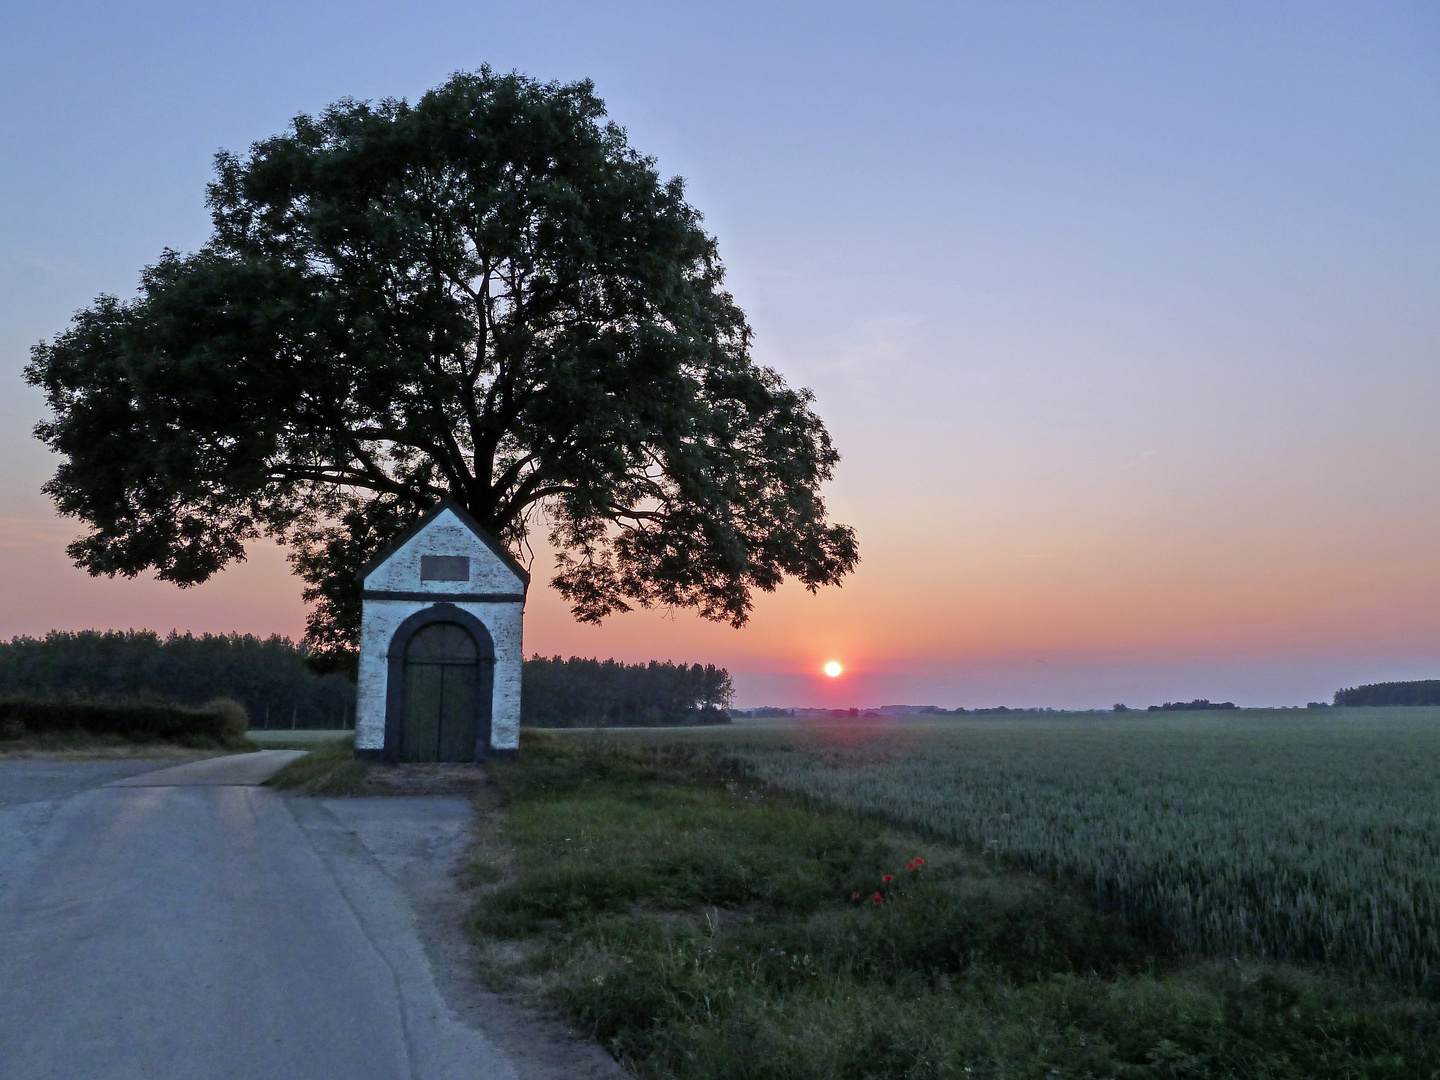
[2,1,1439,709]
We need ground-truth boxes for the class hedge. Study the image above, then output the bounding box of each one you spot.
[0,695,249,745]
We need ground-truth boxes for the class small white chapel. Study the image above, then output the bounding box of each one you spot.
[352,499,527,761]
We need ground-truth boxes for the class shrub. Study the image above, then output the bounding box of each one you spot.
[201,697,250,741]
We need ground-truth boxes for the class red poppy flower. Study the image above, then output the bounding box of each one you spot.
[906,861,916,869]
[882,874,894,883]
[871,892,883,905]
[915,858,926,866]
[851,892,860,900]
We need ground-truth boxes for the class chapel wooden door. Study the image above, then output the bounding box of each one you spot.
[400,622,489,761]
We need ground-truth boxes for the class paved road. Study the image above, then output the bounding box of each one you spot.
[0,757,187,810]
[0,753,517,1080]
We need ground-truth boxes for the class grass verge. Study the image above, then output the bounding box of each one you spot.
[469,731,1440,1080]
[264,735,370,795]
[248,728,358,749]
[264,737,487,797]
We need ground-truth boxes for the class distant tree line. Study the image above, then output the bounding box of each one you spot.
[1145,699,1238,712]
[1334,681,1440,707]
[0,633,740,732]
[521,656,732,727]
[0,631,354,729]
[730,706,1073,718]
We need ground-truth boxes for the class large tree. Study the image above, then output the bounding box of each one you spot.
[26,69,859,666]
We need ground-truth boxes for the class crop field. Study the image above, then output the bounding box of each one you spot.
[600,708,1440,986]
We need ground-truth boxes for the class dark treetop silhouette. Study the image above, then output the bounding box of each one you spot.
[26,69,858,667]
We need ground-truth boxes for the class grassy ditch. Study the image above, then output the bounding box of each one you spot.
[470,731,1440,1080]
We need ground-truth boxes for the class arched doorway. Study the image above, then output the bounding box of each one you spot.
[400,621,489,762]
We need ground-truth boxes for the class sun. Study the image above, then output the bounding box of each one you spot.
[824,661,843,678]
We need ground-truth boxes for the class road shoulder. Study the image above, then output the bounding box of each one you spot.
[295,790,628,1080]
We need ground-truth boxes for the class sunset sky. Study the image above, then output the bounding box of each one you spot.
[3,2,1438,708]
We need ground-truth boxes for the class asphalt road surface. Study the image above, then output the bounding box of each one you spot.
[0,753,520,1080]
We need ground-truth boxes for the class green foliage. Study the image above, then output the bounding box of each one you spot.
[0,694,252,747]
[522,655,732,727]
[474,731,1440,1079]
[25,68,858,656]
[0,629,354,728]
[1335,679,1440,706]
[632,711,1440,986]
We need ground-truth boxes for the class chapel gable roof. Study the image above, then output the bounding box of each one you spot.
[354,498,531,588]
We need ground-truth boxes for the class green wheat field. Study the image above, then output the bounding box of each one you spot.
[607,708,1440,987]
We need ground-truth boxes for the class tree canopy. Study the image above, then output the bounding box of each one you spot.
[27,69,858,663]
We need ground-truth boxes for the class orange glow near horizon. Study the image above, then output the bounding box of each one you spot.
[5,502,1440,711]
[9,508,1440,690]
[9,401,1440,711]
